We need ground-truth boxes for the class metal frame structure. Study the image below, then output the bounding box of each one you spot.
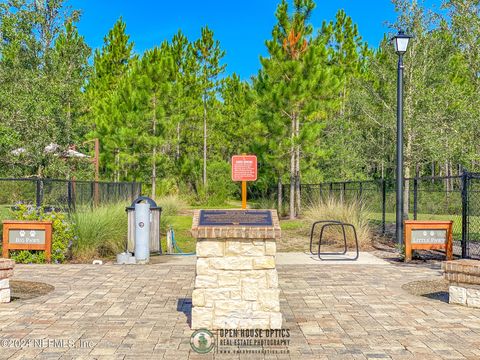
[309,220,359,261]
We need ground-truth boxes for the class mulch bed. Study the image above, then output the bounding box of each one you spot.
[371,233,450,265]
[402,279,449,303]
[10,280,54,301]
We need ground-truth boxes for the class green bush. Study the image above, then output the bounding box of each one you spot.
[9,204,74,264]
[196,161,238,206]
[155,178,180,196]
[71,203,127,260]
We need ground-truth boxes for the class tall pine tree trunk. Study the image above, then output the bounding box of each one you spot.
[176,122,180,161]
[203,94,207,188]
[289,114,296,219]
[444,160,449,193]
[295,114,301,214]
[151,96,157,200]
[404,165,410,219]
[449,161,453,192]
[66,101,71,145]
[114,149,120,182]
[66,100,72,181]
[403,132,413,220]
[277,177,283,215]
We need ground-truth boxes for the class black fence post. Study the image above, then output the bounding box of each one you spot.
[35,179,43,208]
[381,179,386,235]
[461,171,469,258]
[359,181,363,200]
[67,181,72,211]
[413,177,418,220]
[90,182,95,208]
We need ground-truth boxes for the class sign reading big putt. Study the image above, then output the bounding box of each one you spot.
[404,220,453,262]
[2,221,53,262]
[231,155,257,209]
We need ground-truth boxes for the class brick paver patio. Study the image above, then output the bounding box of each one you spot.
[1,259,480,359]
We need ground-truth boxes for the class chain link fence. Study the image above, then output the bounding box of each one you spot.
[271,172,480,259]
[0,178,142,211]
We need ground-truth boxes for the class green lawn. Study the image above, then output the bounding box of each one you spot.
[188,200,243,210]
[161,215,195,253]
[368,212,461,223]
[279,219,305,230]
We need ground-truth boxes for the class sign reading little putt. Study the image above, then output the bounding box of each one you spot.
[231,155,257,209]
[2,221,53,262]
[404,220,453,262]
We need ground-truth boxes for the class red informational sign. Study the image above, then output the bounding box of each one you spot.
[231,155,257,181]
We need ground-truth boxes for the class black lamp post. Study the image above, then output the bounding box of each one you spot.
[393,30,412,247]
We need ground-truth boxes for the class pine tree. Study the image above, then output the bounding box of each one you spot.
[257,0,340,218]
[51,21,91,146]
[317,9,372,180]
[217,74,256,156]
[133,45,173,198]
[194,26,226,190]
[86,18,135,181]
[169,31,203,190]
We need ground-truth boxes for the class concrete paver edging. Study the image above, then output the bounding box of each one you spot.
[0,256,479,359]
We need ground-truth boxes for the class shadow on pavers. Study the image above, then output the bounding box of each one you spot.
[177,297,192,326]
[421,291,449,303]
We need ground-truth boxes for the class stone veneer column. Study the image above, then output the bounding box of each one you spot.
[443,259,480,308]
[0,259,15,303]
[190,210,282,330]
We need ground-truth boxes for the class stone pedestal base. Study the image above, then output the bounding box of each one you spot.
[444,259,480,308]
[0,259,15,303]
[449,285,480,308]
[191,210,282,330]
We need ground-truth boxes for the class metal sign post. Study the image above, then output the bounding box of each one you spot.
[241,180,247,209]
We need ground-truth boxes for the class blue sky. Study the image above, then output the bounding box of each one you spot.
[69,0,443,80]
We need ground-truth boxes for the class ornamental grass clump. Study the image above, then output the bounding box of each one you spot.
[156,194,187,216]
[303,197,372,249]
[71,203,127,260]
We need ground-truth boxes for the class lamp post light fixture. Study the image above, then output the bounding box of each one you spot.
[392,30,412,247]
